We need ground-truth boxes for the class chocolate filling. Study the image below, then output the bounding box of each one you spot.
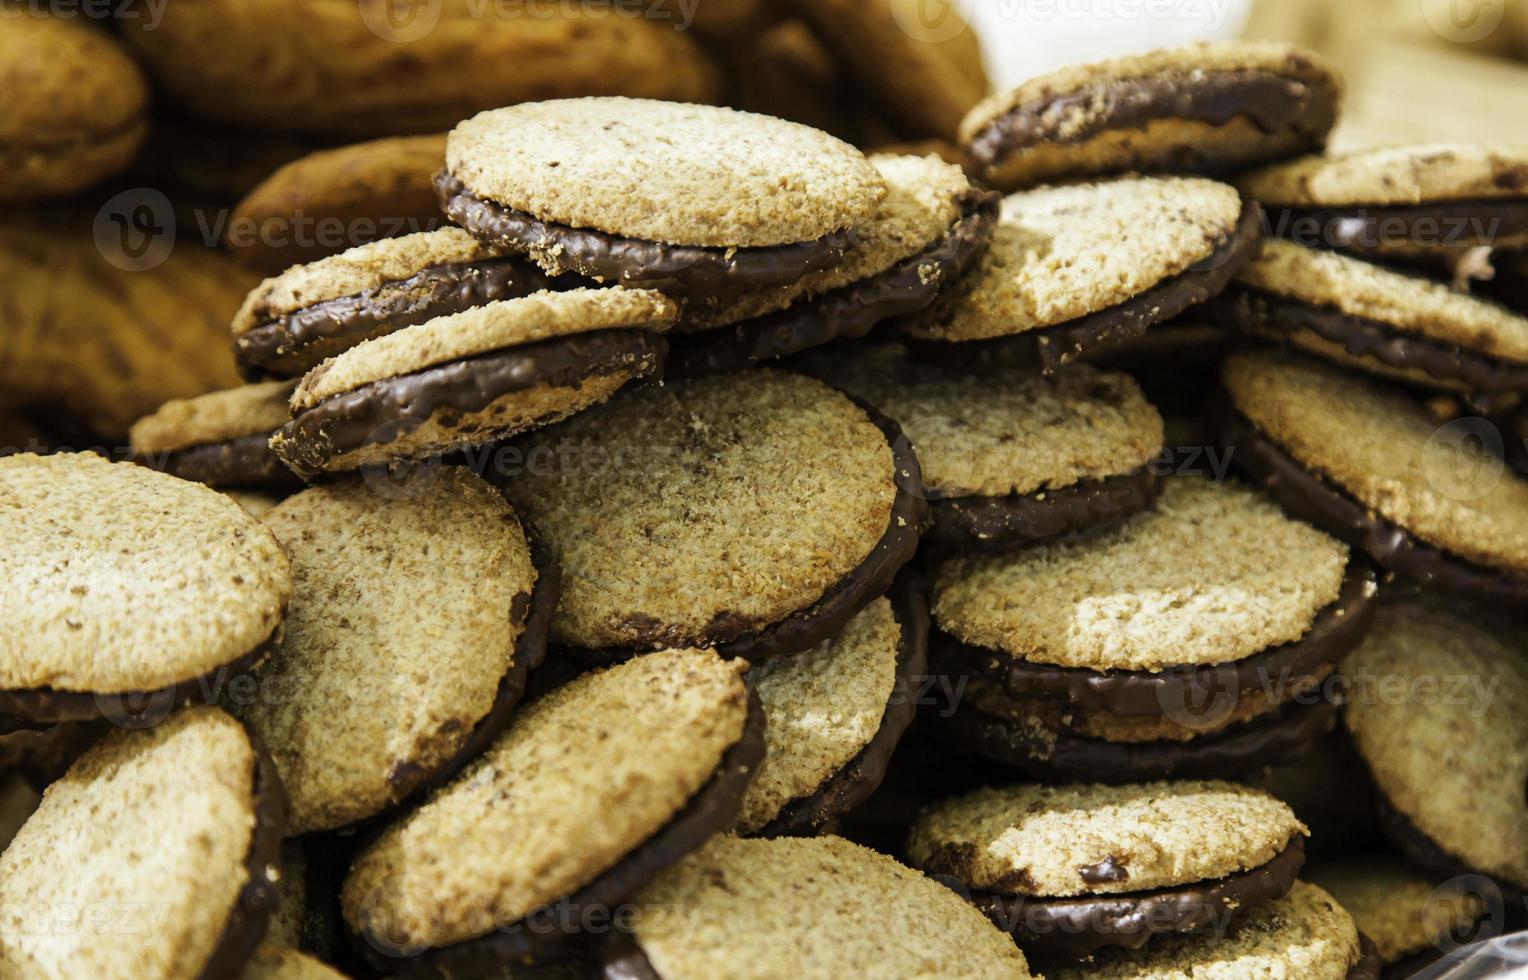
[970,837,1306,957]
[437,172,858,297]
[664,189,1002,379]
[1266,200,1528,254]
[275,328,667,479]
[943,689,1342,783]
[907,203,1264,375]
[925,468,1163,556]
[145,433,304,491]
[235,256,576,380]
[352,689,767,976]
[938,560,1376,719]
[1217,287,1528,393]
[751,573,930,838]
[1376,794,1527,895]
[198,721,288,980]
[968,70,1337,175]
[1209,390,1528,601]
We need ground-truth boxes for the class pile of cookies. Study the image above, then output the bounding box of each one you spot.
[3,13,1528,980]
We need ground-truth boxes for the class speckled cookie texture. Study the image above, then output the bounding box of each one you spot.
[130,381,296,454]
[1044,881,1361,980]
[801,343,1162,498]
[961,41,1341,190]
[1222,349,1528,576]
[0,453,290,696]
[903,176,1244,342]
[501,371,896,651]
[907,781,1305,897]
[1240,143,1528,206]
[342,648,750,951]
[933,476,1349,671]
[0,707,263,978]
[732,598,900,834]
[1308,857,1484,964]
[1342,599,1528,888]
[621,835,1035,979]
[241,471,538,834]
[445,98,887,249]
[0,16,149,201]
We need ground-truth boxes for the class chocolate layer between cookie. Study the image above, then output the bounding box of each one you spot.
[147,434,304,491]
[927,468,1162,555]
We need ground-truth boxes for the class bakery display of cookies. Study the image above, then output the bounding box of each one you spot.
[2,9,1524,978]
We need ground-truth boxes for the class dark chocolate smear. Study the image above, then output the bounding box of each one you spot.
[146,433,304,492]
[1266,200,1528,254]
[1077,856,1131,886]
[907,203,1264,375]
[437,172,858,297]
[664,189,1002,379]
[925,468,1162,556]
[1209,389,1528,601]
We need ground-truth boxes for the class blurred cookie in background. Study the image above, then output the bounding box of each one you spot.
[130,381,302,492]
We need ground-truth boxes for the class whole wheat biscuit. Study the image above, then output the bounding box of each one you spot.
[0,453,290,710]
[932,476,1349,672]
[227,134,449,275]
[0,16,148,201]
[0,706,283,978]
[1342,599,1528,889]
[499,371,904,655]
[607,835,1035,979]
[1240,143,1528,207]
[962,41,1341,191]
[1043,881,1363,980]
[1308,857,1485,966]
[121,2,721,137]
[130,381,301,491]
[241,471,549,834]
[341,648,755,966]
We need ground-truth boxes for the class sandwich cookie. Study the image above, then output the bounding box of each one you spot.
[929,476,1374,782]
[0,706,285,978]
[1042,881,1376,980]
[1213,349,1528,600]
[1241,143,1528,262]
[1215,239,1528,396]
[130,381,302,491]
[902,176,1262,374]
[731,584,928,838]
[436,98,887,297]
[1342,599,1528,893]
[800,343,1165,554]
[500,370,923,662]
[238,471,558,835]
[961,41,1341,192]
[232,228,579,380]
[965,41,1338,191]
[270,287,675,478]
[664,153,1000,378]
[1308,858,1488,977]
[340,648,763,974]
[905,781,1307,957]
[0,453,290,730]
[599,835,1036,979]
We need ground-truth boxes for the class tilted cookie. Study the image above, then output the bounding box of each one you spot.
[1308,857,1487,976]
[130,380,302,491]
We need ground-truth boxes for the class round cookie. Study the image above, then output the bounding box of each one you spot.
[1307,857,1488,974]
[665,153,1001,377]
[0,706,284,978]
[227,134,449,275]
[901,176,1262,373]
[1342,598,1528,891]
[929,476,1374,782]
[340,648,762,974]
[0,453,291,727]
[1215,238,1528,396]
[600,835,1036,979]
[270,287,676,478]
[437,98,887,296]
[1041,881,1372,980]
[498,370,923,661]
[800,343,1165,554]
[1241,143,1528,260]
[238,471,557,834]
[731,584,928,837]
[961,41,1341,191]
[0,16,148,202]
[232,227,582,380]
[905,781,1308,956]
[1214,348,1528,599]
[130,381,302,491]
